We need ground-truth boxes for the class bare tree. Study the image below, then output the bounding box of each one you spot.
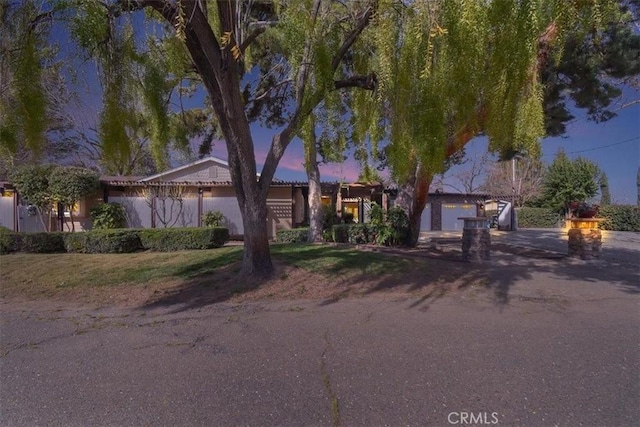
[140,184,186,228]
[434,153,492,194]
[481,158,545,207]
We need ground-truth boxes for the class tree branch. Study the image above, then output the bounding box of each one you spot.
[334,72,377,91]
[331,5,374,70]
[259,2,377,195]
[239,26,266,52]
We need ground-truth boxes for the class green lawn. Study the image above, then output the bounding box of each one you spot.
[0,243,414,293]
[0,247,243,291]
[270,243,413,276]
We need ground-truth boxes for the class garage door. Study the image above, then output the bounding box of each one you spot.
[441,203,476,231]
[420,203,431,231]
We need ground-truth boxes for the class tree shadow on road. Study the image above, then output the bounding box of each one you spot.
[137,242,639,314]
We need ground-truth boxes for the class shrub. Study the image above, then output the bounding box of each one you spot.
[202,210,226,227]
[0,227,21,254]
[331,224,350,243]
[348,224,370,244]
[138,227,229,251]
[599,205,640,232]
[369,202,384,226]
[322,204,339,230]
[516,207,562,228]
[276,227,309,243]
[21,232,66,253]
[64,230,142,254]
[90,202,127,230]
[385,207,410,245]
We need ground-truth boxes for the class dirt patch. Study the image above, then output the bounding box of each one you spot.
[1,253,489,311]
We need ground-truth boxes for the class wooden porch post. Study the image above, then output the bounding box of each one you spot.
[335,186,342,220]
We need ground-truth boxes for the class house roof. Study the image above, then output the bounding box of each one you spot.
[101,180,308,187]
[140,156,230,182]
[99,175,144,182]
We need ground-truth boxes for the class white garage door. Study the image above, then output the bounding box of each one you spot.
[420,203,431,231]
[441,203,476,231]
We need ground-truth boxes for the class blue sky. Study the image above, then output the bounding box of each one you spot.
[438,101,640,204]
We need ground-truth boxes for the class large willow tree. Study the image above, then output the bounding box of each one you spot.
[351,0,623,245]
[73,0,378,277]
[70,1,218,175]
[0,0,76,177]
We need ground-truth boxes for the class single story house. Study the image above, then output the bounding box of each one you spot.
[1,157,489,235]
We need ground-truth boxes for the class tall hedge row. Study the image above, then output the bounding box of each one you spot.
[599,205,640,232]
[515,205,640,231]
[515,208,562,228]
[0,227,229,255]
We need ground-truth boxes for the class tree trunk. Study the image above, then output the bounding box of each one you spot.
[304,123,323,243]
[239,200,272,277]
[394,162,432,247]
[307,165,323,243]
[143,1,373,278]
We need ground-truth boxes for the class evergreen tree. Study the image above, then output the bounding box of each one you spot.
[599,172,612,205]
[541,150,601,214]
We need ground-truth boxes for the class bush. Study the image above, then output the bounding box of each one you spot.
[348,224,370,244]
[202,210,226,227]
[516,207,562,228]
[384,207,410,245]
[331,224,350,243]
[0,227,21,254]
[599,205,640,232]
[322,204,339,230]
[21,232,66,253]
[64,230,142,254]
[138,227,229,251]
[90,202,127,230]
[275,227,309,243]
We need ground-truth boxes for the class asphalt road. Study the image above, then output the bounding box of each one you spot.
[492,228,640,265]
[2,249,639,427]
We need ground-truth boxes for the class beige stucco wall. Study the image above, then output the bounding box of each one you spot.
[267,187,293,237]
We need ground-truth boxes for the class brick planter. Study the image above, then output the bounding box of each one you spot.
[568,219,603,260]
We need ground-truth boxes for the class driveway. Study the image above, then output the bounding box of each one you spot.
[2,250,639,426]
[421,228,640,265]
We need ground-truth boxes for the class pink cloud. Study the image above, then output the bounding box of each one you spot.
[211,137,370,183]
[320,158,361,182]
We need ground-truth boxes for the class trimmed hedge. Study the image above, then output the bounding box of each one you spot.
[64,230,142,254]
[275,227,309,243]
[138,227,229,251]
[516,207,562,228]
[347,224,370,244]
[1,227,230,254]
[600,205,640,232]
[21,232,66,253]
[0,227,21,254]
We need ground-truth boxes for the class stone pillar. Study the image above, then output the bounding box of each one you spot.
[568,227,602,260]
[459,217,491,261]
